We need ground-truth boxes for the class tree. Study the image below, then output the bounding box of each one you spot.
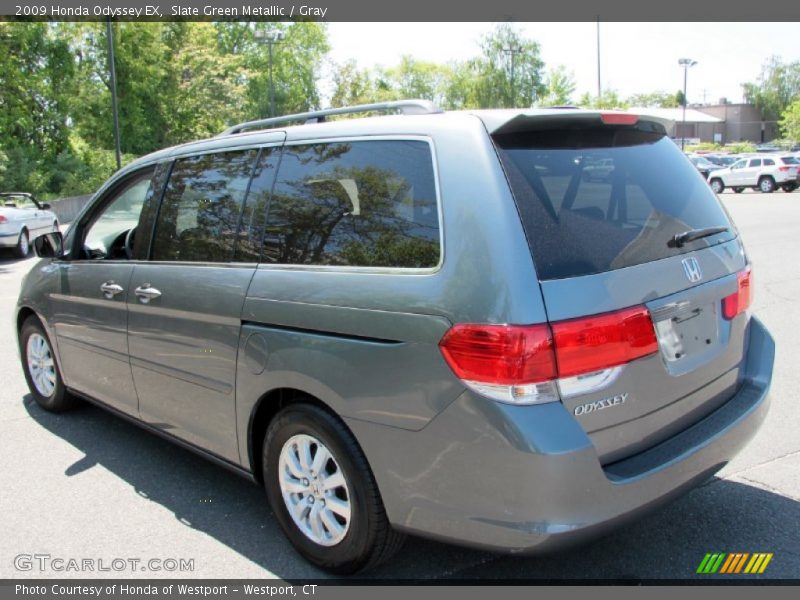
[627,90,681,108]
[329,60,380,107]
[578,90,629,109]
[779,98,800,141]
[538,65,576,106]
[468,24,546,108]
[743,56,800,120]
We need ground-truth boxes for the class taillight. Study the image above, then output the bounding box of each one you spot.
[551,306,658,378]
[778,166,789,172]
[600,112,639,125]
[722,267,752,320]
[439,305,658,405]
[0,215,7,224]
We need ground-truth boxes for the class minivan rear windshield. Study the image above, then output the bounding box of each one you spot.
[494,127,736,280]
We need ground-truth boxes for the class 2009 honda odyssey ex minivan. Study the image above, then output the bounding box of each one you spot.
[17,101,774,574]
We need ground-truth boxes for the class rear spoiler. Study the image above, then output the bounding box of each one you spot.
[477,110,670,137]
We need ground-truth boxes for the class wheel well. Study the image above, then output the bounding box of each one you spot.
[16,307,37,334]
[248,388,338,485]
[759,175,775,181]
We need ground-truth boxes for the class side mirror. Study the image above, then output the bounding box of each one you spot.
[33,231,64,259]
[40,202,52,210]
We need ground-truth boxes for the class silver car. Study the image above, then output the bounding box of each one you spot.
[0,192,59,257]
[16,102,774,574]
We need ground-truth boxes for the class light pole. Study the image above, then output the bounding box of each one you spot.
[502,45,523,107]
[106,19,121,170]
[254,29,285,118]
[678,58,698,151]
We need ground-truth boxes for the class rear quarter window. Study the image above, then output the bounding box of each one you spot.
[263,139,440,268]
[494,127,735,280]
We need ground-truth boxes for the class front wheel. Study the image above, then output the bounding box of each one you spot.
[709,178,725,194]
[264,402,404,574]
[759,176,776,193]
[19,316,78,412]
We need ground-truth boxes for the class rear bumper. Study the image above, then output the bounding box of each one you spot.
[0,230,21,247]
[347,317,774,553]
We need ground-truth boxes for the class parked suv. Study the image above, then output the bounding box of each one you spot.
[17,101,774,574]
[708,155,799,193]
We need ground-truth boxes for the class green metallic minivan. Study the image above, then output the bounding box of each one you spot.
[17,101,774,574]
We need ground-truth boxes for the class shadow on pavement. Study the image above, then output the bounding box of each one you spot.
[23,395,800,581]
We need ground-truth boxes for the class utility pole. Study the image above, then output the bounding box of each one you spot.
[678,58,698,152]
[596,17,601,100]
[502,45,523,108]
[106,19,122,170]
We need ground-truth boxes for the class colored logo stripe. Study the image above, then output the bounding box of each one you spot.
[697,553,773,574]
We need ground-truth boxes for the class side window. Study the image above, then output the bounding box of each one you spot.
[151,150,258,263]
[81,169,155,260]
[732,160,746,170]
[763,158,775,166]
[749,159,762,168]
[234,147,280,263]
[264,140,440,268]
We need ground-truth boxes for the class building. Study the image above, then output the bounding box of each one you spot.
[631,103,780,145]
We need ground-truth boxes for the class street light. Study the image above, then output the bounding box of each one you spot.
[678,58,698,151]
[254,29,285,118]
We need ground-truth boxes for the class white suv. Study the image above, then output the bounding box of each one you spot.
[708,155,799,194]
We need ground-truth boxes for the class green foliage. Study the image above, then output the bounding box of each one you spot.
[743,56,800,120]
[627,90,681,108]
[538,66,576,106]
[779,98,800,142]
[578,90,629,110]
[725,141,757,154]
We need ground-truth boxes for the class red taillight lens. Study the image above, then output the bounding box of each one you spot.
[551,306,658,378]
[722,268,752,320]
[0,215,7,224]
[438,324,557,385]
[439,305,658,387]
[600,112,639,125]
[778,166,789,172]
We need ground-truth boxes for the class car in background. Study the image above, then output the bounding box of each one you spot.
[708,156,799,194]
[0,193,60,257]
[688,155,725,179]
[705,154,738,167]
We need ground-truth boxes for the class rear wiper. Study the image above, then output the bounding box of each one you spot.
[668,226,729,248]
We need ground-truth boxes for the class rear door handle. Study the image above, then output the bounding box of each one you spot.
[134,284,162,304]
[100,281,124,299]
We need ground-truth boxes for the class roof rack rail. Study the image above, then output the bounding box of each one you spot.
[219,99,442,136]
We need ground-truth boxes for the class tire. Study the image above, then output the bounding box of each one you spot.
[709,178,724,194]
[781,183,798,193]
[263,402,405,574]
[19,316,78,412]
[14,229,30,258]
[759,176,776,193]
[52,220,60,232]
[733,187,745,194]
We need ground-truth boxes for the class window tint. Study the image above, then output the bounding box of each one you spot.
[732,160,746,169]
[495,127,734,280]
[264,140,440,268]
[763,158,775,166]
[152,150,258,263]
[749,159,762,167]
[781,156,798,164]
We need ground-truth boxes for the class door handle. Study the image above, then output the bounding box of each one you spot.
[134,284,162,304]
[100,281,124,299]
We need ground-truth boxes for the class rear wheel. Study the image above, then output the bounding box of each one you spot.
[19,316,78,412]
[781,182,798,193]
[733,187,745,194]
[709,178,724,194]
[14,229,29,258]
[759,176,776,193]
[263,402,404,574]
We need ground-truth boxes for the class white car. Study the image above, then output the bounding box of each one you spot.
[0,193,60,257]
[708,155,800,194]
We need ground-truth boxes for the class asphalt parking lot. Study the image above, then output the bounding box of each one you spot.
[1,190,798,581]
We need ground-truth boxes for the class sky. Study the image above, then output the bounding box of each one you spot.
[322,22,800,105]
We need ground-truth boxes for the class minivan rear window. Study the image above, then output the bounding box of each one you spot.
[494,127,736,280]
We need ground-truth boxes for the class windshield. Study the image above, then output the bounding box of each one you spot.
[494,127,736,280]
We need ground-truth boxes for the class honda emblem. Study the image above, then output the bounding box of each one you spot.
[682,257,702,283]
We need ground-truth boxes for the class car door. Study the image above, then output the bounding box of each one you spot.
[48,166,166,416]
[127,140,282,462]
[742,158,762,186]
